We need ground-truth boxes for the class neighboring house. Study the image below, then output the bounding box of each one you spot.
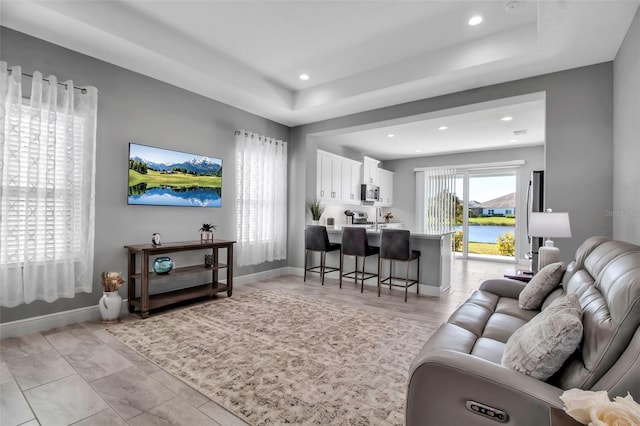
[477,193,516,216]
[468,200,483,217]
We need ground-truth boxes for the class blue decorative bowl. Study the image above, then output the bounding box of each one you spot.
[153,257,174,274]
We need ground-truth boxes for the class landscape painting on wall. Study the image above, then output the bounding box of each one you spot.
[128,143,222,207]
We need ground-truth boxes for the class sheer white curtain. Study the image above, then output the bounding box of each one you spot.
[415,167,457,234]
[0,62,98,307]
[235,130,287,266]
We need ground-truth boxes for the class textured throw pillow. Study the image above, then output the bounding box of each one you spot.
[502,293,583,380]
[519,262,566,310]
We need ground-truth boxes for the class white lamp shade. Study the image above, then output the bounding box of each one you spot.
[529,212,572,238]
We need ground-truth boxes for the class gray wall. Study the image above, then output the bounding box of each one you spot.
[613,7,640,244]
[383,146,544,262]
[290,63,615,269]
[0,27,290,323]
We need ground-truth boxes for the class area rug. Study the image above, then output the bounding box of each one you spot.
[107,289,437,425]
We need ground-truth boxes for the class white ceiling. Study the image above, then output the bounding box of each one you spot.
[1,0,637,129]
[315,94,546,160]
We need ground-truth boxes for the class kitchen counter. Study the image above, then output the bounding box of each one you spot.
[326,225,453,239]
[322,226,453,296]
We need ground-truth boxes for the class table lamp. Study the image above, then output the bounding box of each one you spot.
[529,209,572,270]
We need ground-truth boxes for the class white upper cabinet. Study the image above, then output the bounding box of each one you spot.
[376,168,394,207]
[362,156,380,185]
[317,150,362,205]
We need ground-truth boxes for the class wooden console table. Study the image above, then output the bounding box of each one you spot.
[124,239,235,318]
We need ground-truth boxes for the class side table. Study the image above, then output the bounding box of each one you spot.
[504,268,534,283]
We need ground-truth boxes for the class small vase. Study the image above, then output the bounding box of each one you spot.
[201,231,214,242]
[99,291,122,323]
[312,220,320,225]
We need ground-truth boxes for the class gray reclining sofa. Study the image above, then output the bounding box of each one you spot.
[406,236,640,425]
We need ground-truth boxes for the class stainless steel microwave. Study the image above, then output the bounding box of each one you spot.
[360,184,379,202]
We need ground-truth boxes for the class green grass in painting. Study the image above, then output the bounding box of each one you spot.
[468,217,515,226]
[129,169,221,188]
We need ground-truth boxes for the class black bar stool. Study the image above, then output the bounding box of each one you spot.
[340,227,380,292]
[304,225,341,285]
[378,229,421,302]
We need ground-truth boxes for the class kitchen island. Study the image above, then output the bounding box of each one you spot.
[325,226,453,296]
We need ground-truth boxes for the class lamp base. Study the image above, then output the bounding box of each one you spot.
[539,242,561,270]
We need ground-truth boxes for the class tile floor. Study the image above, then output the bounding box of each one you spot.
[0,258,510,425]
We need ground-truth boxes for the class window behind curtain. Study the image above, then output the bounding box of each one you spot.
[0,63,98,307]
[235,130,287,266]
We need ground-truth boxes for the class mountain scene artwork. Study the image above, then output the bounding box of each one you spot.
[128,143,223,207]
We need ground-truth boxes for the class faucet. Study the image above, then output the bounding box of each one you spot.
[375,207,382,231]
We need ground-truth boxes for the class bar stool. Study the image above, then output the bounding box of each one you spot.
[378,229,421,302]
[340,227,380,292]
[304,225,341,285]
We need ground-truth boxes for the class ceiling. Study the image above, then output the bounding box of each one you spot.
[1,0,638,129]
[314,94,546,160]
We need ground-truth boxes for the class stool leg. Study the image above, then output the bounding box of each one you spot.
[304,249,308,282]
[405,260,410,302]
[377,257,382,297]
[321,251,326,285]
[339,252,343,288]
[389,261,393,290]
[353,256,359,286]
[361,256,366,293]
[416,258,420,296]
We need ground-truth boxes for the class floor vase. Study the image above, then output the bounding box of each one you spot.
[99,291,122,323]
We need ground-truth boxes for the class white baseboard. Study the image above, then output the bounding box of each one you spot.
[233,267,292,286]
[0,300,127,339]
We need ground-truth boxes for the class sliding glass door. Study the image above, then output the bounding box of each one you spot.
[454,169,517,260]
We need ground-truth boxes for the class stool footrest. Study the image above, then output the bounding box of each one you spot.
[342,270,378,281]
[306,265,340,274]
[380,276,419,288]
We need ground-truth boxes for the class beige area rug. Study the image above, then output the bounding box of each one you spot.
[107,289,437,425]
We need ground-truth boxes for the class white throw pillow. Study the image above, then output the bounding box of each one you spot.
[502,293,583,380]
[519,262,565,310]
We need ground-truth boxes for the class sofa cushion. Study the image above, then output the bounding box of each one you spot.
[483,313,529,343]
[519,262,565,310]
[502,293,583,380]
[470,337,506,364]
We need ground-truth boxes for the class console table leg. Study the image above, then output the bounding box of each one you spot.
[141,251,150,319]
[227,244,233,297]
[127,251,136,313]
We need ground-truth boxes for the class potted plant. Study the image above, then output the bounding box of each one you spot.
[99,271,125,323]
[383,212,394,223]
[199,223,217,242]
[306,200,324,225]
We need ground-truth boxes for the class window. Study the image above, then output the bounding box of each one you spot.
[235,130,287,266]
[0,63,97,307]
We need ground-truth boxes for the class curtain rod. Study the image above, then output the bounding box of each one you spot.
[7,68,89,94]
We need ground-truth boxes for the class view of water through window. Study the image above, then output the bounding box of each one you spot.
[453,171,517,258]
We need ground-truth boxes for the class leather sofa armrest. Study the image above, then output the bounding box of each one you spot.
[479,278,527,299]
[407,349,564,426]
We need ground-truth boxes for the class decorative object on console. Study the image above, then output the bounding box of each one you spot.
[560,388,640,425]
[529,209,572,270]
[199,223,216,242]
[153,256,174,274]
[204,254,214,268]
[383,212,394,223]
[151,232,162,246]
[99,271,125,323]
[306,199,324,225]
[518,262,565,310]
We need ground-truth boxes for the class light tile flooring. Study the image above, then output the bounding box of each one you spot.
[1,258,509,426]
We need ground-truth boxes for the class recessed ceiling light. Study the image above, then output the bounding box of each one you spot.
[387,133,395,138]
[501,116,513,121]
[438,126,448,131]
[468,15,483,26]
[299,74,310,81]
[510,139,518,143]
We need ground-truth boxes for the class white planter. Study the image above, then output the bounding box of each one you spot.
[312,220,320,225]
[99,291,122,323]
[201,231,214,242]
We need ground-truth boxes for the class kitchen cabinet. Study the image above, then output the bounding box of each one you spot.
[363,156,380,185]
[376,168,394,206]
[317,150,362,205]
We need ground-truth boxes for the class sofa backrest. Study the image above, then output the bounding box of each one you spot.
[551,237,640,390]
